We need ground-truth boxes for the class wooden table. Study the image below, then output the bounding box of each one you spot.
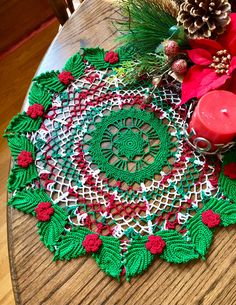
[8,1,236,304]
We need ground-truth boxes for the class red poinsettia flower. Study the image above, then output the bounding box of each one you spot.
[181,13,236,105]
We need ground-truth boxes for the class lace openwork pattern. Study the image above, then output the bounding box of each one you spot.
[6,49,236,281]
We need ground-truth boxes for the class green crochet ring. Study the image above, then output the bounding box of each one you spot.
[89,108,175,184]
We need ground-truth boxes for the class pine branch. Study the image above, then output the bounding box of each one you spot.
[115,0,177,54]
[114,52,171,84]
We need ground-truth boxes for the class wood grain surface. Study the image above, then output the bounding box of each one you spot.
[0,19,59,305]
[7,1,236,304]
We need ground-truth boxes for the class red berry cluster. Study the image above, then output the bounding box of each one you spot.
[145,235,166,254]
[27,104,44,119]
[35,202,54,222]
[104,51,119,64]
[82,234,102,253]
[58,71,75,85]
[17,151,34,168]
[202,210,221,228]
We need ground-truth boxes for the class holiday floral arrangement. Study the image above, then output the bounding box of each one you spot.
[4,0,236,281]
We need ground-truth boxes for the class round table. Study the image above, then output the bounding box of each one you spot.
[8,1,236,304]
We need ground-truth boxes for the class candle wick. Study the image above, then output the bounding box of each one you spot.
[221,109,229,116]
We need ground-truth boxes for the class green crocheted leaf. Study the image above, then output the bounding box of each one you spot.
[7,135,35,159]
[187,213,213,257]
[63,52,85,79]
[53,227,89,261]
[33,71,65,92]
[29,83,52,110]
[125,236,154,281]
[158,230,199,263]
[203,198,236,227]
[37,205,67,250]
[83,48,109,69]
[186,198,236,257]
[218,149,236,202]
[93,236,122,280]
[219,175,236,203]
[217,203,236,226]
[6,135,38,192]
[5,113,42,134]
[8,188,51,215]
[218,173,236,202]
[8,164,38,192]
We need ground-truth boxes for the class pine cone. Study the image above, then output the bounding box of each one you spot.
[152,0,179,18]
[173,0,184,6]
[177,0,231,38]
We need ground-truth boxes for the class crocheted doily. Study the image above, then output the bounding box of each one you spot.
[6,48,236,281]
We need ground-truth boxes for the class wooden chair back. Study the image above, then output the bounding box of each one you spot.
[48,0,78,25]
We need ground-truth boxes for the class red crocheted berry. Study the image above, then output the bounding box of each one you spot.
[224,162,236,179]
[104,51,119,64]
[202,210,221,228]
[35,202,54,222]
[145,235,166,255]
[58,71,75,85]
[17,151,34,168]
[82,234,102,253]
[26,104,44,119]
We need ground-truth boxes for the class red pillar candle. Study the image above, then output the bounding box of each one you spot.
[188,90,236,152]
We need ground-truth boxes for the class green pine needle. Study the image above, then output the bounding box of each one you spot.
[115,0,177,54]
